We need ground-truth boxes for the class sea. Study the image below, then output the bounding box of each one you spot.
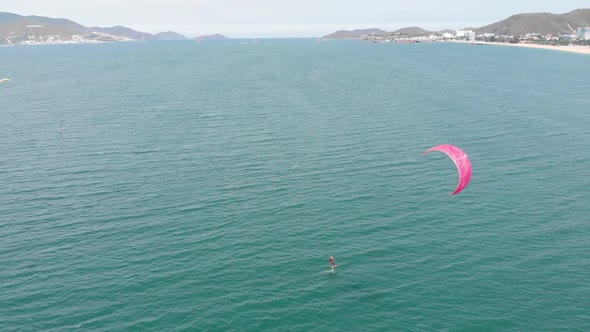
[1,39,589,331]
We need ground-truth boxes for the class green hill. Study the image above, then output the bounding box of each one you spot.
[476,8,590,35]
[322,28,387,39]
[0,12,186,45]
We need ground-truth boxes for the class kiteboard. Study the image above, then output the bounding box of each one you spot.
[329,264,339,271]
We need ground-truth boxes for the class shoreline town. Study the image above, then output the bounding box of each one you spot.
[1,19,589,55]
[361,27,590,55]
[450,40,590,55]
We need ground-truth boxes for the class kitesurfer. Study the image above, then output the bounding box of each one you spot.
[329,256,336,271]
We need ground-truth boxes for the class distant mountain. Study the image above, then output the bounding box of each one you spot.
[91,25,156,41]
[0,12,28,23]
[323,27,435,39]
[0,12,186,45]
[197,33,227,40]
[322,28,387,39]
[476,8,590,36]
[0,12,87,42]
[155,31,187,40]
[391,27,431,36]
[323,8,590,40]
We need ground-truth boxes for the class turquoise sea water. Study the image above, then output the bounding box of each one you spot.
[1,40,589,331]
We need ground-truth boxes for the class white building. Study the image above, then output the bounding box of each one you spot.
[577,27,590,39]
[442,32,454,39]
[456,30,475,40]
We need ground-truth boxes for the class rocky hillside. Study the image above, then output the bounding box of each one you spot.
[476,8,590,35]
[391,26,431,36]
[91,25,157,41]
[322,28,387,39]
[0,12,87,40]
[322,8,590,39]
[0,12,186,44]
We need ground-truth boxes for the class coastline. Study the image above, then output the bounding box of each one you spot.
[450,40,590,55]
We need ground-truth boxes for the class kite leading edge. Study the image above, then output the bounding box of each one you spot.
[424,144,472,195]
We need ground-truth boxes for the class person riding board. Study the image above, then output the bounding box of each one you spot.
[329,256,336,271]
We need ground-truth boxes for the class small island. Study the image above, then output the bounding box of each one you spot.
[197,34,228,41]
[155,31,187,40]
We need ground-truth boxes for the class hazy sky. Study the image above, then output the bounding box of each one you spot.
[2,1,588,37]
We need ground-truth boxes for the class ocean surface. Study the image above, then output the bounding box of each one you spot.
[1,40,589,331]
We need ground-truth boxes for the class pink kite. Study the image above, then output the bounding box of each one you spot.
[423,144,472,195]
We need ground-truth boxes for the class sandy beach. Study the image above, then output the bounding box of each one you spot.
[451,40,590,55]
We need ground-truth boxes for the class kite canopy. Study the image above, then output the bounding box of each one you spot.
[424,144,472,195]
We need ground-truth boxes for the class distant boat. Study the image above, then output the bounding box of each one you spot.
[396,40,418,44]
[0,78,11,84]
